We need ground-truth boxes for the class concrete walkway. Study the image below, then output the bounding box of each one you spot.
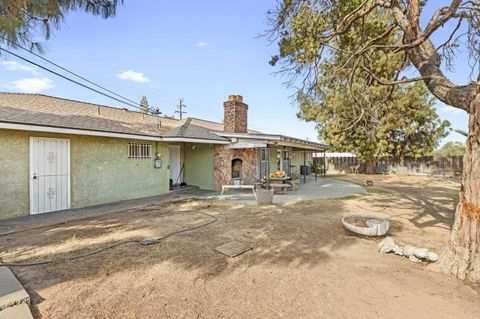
[0,188,216,237]
[0,178,364,235]
[0,267,32,318]
[217,177,366,205]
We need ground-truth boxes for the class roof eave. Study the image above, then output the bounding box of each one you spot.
[161,136,230,144]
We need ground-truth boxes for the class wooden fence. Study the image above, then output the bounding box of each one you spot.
[324,156,464,177]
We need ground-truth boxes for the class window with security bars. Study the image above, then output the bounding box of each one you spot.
[128,143,152,159]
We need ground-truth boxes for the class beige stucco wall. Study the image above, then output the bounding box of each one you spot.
[0,130,29,219]
[183,143,215,190]
[0,129,170,220]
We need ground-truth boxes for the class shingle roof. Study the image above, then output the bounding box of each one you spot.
[0,92,326,149]
[165,118,228,141]
[0,92,180,137]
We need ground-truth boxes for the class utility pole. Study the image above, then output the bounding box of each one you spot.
[175,98,187,120]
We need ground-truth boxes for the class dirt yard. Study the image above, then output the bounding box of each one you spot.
[1,175,479,318]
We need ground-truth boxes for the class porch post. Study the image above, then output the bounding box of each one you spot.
[323,150,326,178]
[303,149,306,184]
[266,145,270,189]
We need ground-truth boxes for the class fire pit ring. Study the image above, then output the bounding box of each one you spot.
[341,215,389,236]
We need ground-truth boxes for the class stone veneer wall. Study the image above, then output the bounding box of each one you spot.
[214,145,257,191]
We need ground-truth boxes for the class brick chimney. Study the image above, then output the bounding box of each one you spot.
[223,95,248,133]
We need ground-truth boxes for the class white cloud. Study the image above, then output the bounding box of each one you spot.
[197,41,208,48]
[1,60,38,73]
[7,77,53,93]
[116,70,150,83]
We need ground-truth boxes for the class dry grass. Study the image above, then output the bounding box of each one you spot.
[1,175,479,319]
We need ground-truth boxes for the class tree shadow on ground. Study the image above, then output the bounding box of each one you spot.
[352,181,457,231]
[0,199,358,313]
[1,175,461,317]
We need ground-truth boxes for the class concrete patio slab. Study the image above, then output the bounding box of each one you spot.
[0,267,30,312]
[215,241,252,257]
[0,304,33,319]
[0,188,216,237]
[216,177,366,205]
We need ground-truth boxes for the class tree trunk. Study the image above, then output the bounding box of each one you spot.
[365,161,375,174]
[438,95,480,283]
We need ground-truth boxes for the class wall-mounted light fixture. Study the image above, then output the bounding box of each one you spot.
[154,152,162,168]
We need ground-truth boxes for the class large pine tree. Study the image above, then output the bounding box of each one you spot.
[0,0,120,51]
[267,0,480,282]
[286,4,450,166]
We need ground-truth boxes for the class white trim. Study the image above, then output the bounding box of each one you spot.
[67,139,71,210]
[29,137,33,215]
[0,122,230,144]
[215,132,282,140]
[161,137,229,144]
[2,122,161,141]
[214,131,329,150]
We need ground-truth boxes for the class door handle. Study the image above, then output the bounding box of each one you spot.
[33,173,37,180]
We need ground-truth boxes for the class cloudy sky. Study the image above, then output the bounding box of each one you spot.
[0,0,470,145]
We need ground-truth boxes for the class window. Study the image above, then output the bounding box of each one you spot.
[259,148,269,179]
[128,143,152,159]
[260,148,268,161]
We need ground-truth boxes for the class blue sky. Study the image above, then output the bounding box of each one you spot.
[0,0,471,146]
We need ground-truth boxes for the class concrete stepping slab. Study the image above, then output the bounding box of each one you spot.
[215,241,252,258]
[0,267,30,312]
[0,303,33,319]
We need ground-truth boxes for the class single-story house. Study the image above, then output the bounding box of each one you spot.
[0,92,328,220]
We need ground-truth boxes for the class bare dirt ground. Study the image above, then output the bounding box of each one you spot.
[1,175,479,319]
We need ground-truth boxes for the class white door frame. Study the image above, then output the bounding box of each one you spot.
[29,137,71,214]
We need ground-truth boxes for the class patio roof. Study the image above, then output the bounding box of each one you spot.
[213,132,329,151]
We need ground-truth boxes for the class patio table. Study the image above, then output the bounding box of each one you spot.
[267,176,291,194]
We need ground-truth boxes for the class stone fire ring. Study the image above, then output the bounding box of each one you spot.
[341,215,390,236]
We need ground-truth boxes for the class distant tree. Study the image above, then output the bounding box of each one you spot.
[140,96,150,114]
[297,80,450,169]
[0,0,121,52]
[435,142,466,157]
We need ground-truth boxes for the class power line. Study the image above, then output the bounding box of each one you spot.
[0,46,157,112]
[0,38,224,120]
[0,37,227,120]
[0,36,152,110]
[175,98,187,120]
[0,47,167,114]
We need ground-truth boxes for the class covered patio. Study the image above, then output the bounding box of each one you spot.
[214,131,329,193]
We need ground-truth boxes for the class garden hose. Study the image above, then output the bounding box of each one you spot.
[0,212,217,267]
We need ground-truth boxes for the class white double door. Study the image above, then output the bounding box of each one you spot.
[30,137,71,214]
